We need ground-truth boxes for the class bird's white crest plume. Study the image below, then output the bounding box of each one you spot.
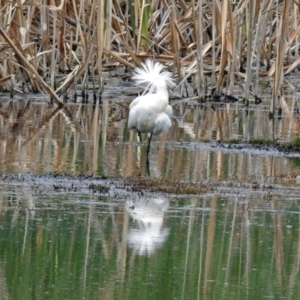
[132,59,176,94]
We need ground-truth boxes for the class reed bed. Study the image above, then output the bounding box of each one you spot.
[0,0,298,110]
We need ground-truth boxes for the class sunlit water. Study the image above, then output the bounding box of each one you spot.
[1,82,300,299]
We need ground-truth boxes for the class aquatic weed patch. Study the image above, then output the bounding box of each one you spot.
[122,177,211,195]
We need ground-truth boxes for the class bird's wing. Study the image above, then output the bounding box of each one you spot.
[152,112,172,135]
[164,104,173,118]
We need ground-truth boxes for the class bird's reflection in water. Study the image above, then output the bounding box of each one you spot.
[126,197,169,256]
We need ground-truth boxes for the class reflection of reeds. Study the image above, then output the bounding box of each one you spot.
[0,95,299,182]
[0,1,298,104]
[0,186,299,299]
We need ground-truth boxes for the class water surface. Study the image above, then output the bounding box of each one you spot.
[0,188,300,299]
[0,82,300,299]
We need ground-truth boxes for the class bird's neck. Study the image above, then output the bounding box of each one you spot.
[156,86,169,100]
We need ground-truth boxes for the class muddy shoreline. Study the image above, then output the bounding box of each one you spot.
[0,170,298,200]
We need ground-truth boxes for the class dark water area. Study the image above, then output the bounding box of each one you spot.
[0,80,300,299]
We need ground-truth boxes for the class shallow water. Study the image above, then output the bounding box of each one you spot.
[0,81,300,299]
[0,89,300,183]
[0,188,300,300]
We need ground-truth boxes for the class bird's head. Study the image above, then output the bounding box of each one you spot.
[133,60,176,95]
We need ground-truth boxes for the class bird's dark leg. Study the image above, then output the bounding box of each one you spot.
[146,159,150,176]
[146,133,153,158]
[146,133,152,176]
[138,131,143,143]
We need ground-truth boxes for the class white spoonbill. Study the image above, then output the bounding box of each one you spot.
[128,60,176,162]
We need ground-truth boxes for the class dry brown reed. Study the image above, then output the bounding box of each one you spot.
[0,0,298,111]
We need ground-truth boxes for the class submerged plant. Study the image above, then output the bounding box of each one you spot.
[289,136,300,147]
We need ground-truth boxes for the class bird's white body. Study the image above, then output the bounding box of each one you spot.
[128,60,175,140]
[128,94,172,136]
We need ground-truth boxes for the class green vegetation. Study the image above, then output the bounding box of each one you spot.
[123,176,210,194]
[249,138,274,146]
[289,136,300,147]
[282,136,300,152]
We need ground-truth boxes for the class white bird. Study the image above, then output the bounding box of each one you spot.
[128,60,176,164]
